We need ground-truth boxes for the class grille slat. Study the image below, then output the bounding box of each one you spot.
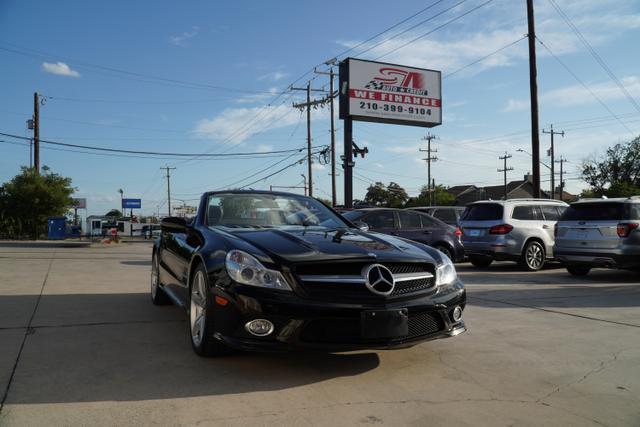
[299,311,445,344]
[295,262,436,301]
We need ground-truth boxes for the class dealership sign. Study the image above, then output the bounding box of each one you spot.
[72,198,87,209]
[339,58,442,127]
[122,198,142,209]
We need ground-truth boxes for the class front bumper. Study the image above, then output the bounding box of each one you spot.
[209,280,467,352]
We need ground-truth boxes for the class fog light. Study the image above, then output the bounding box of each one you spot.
[245,319,274,337]
[452,306,463,322]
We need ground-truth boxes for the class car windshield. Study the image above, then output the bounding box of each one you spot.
[461,203,503,221]
[561,202,628,221]
[341,211,363,221]
[206,193,350,230]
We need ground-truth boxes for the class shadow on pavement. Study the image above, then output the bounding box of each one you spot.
[3,292,381,404]
[120,260,151,266]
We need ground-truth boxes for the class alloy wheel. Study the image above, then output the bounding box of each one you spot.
[190,271,207,347]
[525,243,544,270]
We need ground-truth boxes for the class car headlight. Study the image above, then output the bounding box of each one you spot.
[225,250,292,291]
[436,255,458,286]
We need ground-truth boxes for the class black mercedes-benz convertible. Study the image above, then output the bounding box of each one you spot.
[151,190,466,356]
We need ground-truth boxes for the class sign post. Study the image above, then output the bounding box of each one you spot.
[339,58,442,207]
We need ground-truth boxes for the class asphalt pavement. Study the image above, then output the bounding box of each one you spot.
[0,242,638,426]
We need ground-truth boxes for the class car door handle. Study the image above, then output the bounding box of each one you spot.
[542,225,551,229]
[423,230,432,234]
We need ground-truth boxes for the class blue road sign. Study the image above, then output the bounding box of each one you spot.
[122,198,142,209]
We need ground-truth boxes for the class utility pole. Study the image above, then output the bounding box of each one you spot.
[419,133,438,206]
[527,0,541,198]
[301,174,308,196]
[292,82,329,198]
[555,157,568,201]
[315,65,338,206]
[33,92,40,174]
[498,152,514,200]
[161,166,176,217]
[542,124,565,199]
[432,178,436,206]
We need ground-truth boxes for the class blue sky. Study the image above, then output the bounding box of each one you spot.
[1,0,639,216]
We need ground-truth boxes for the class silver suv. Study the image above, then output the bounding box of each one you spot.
[554,197,640,276]
[459,199,568,271]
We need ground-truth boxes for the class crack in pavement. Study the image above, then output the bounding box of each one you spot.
[469,295,640,328]
[0,254,55,414]
[536,351,622,404]
[0,318,185,331]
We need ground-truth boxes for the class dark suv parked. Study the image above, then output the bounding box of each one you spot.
[554,197,640,275]
[343,208,464,262]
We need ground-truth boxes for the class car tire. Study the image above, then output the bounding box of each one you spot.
[434,244,453,261]
[567,265,591,276]
[520,240,545,271]
[151,252,171,305]
[189,264,231,357]
[469,255,493,268]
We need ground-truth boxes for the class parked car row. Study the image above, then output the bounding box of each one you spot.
[342,197,640,276]
[342,208,465,262]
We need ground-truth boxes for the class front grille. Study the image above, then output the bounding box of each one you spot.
[295,262,427,276]
[407,311,444,339]
[299,311,445,344]
[294,262,436,301]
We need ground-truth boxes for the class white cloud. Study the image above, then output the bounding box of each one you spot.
[502,98,529,112]
[500,76,640,113]
[235,87,279,104]
[542,76,640,107]
[169,26,199,47]
[258,71,289,82]
[255,144,274,153]
[41,62,80,78]
[193,104,303,144]
[311,163,325,171]
[337,1,640,79]
[384,144,421,154]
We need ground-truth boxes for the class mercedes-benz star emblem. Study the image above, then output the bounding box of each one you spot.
[363,264,395,296]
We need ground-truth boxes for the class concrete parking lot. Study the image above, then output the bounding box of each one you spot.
[0,242,638,426]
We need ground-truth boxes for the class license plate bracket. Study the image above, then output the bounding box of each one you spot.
[467,229,481,237]
[361,309,409,339]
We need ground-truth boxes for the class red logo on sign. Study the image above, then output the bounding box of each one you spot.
[372,68,424,89]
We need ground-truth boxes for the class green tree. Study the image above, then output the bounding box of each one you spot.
[364,182,388,207]
[0,166,75,239]
[581,136,640,197]
[363,182,409,208]
[386,182,409,208]
[105,209,123,218]
[405,185,455,207]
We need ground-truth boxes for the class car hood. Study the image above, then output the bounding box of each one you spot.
[221,227,435,264]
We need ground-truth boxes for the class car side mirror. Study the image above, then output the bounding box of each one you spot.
[161,217,188,233]
[353,221,369,232]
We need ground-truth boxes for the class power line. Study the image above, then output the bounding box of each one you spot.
[0,132,306,158]
[374,0,496,61]
[535,36,636,137]
[547,0,640,115]
[354,0,468,58]
[444,35,528,79]
[43,95,236,105]
[333,0,449,59]
[0,43,277,95]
